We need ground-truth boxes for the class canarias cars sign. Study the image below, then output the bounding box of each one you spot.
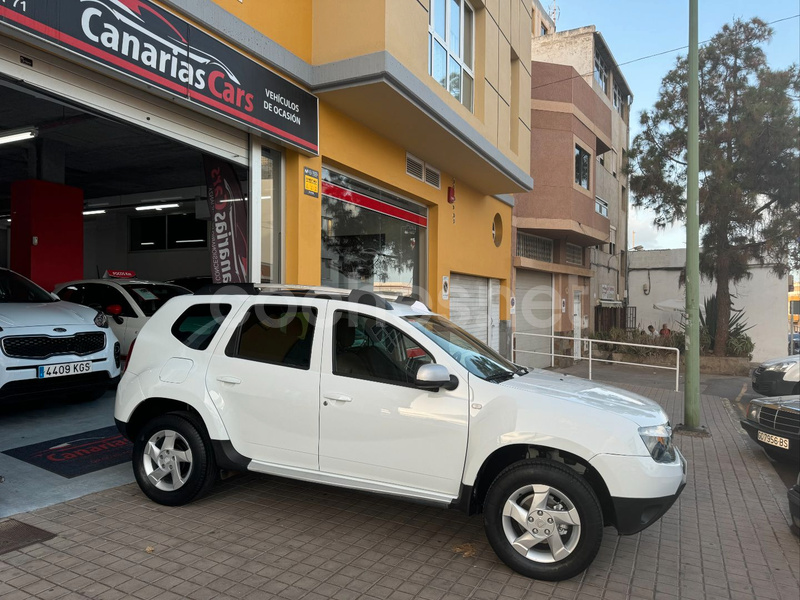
[0,0,319,154]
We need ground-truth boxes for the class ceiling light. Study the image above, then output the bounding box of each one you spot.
[135,203,180,211]
[175,239,205,243]
[140,242,155,246]
[83,209,106,215]
[0,126,38,146]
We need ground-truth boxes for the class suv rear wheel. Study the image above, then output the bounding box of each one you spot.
[132,413,217,506]
[483,459,603,581]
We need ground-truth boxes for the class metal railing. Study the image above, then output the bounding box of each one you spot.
[512,332,681,392]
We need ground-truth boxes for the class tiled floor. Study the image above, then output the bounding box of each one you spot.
[1,384,798,600]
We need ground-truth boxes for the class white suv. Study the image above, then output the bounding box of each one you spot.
[0,269,121,403]
[115,285,686,581]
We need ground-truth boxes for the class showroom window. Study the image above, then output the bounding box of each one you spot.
[429,0,475,111]
[575,145,591,189]
[129,213,208,251]
[321,169,427,297]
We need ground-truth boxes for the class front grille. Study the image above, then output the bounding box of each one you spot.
[2,333,106,359]
[759,407,800,435]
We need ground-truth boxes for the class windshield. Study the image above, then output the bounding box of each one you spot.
[121,283,190,316]
[405,315,521,381]
[0,270,56,303]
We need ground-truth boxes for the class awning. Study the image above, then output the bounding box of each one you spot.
[599,300,624,307]
[653,298,705,314]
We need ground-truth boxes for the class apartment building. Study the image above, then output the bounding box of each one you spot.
[512,13,632,367]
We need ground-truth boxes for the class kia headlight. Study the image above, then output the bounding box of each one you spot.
[94,311,108,329]
[746,402,762,422]
[765,361,796,373]
[639,424,676,463]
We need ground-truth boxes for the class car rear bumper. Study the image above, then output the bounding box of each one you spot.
[609,450,687,535]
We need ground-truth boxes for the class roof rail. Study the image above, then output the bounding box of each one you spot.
[348,289,393,310]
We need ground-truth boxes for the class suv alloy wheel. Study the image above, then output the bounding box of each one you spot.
[483,459,604,581]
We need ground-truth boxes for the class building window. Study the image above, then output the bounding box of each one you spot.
[595,197,608,217]
[540,22,547,36]
[594,50,608,95]
[597,153,604,167]
[566,243,583,266]
[429,0,475,111]
[516,231,553,262]
[622,185,627,211]
[575,145,590,189]
[613,83,624,115]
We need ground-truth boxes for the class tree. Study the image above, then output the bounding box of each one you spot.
[629,18,800,355]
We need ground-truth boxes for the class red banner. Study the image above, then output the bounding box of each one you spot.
[204,156,249,283]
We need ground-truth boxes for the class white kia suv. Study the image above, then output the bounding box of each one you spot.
[0,269,121,403]
[115,285,686,581]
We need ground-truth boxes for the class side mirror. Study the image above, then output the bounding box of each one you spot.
[415,363,458,391]
[106,304,123,316]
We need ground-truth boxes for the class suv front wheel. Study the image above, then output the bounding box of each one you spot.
[132,413,217,506]
[483,459,603,581]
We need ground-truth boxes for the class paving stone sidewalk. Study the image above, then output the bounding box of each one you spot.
[1,385,798,600]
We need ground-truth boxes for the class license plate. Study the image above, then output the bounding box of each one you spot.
[757,430,790,449]
[37,362,93,378]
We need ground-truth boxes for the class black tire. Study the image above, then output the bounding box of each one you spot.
[132,413,217,506]
[483,459,603,581]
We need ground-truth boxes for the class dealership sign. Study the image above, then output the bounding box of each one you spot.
[0,0,319,153]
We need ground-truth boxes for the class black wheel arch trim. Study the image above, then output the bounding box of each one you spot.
[611,481,686,535]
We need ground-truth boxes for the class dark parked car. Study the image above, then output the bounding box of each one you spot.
[789,473,800,534]
[741,396,800,464]
[789,333,800,355]
[751,356,799,397]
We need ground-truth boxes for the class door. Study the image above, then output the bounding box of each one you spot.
[450,273,501,351]
[515,270,553,368]
[205,299,322,469]
[318,305,469,496]
[573,290,582,360]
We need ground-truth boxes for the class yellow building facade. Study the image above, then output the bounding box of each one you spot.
[0,0,532,353]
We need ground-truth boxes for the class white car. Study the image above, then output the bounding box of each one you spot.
[54,276,190,357]
[0,268,121,403]
[115,286,686,581]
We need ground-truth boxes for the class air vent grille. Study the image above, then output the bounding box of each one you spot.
[406,154,424,181]
[424,165,441,189]
[406,153,441,189]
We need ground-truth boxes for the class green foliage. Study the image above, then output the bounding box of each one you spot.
[629,18,800,353]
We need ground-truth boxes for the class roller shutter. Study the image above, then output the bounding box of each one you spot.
[514,270,553,368]
[0,36,249,165]
[450,273,501,352]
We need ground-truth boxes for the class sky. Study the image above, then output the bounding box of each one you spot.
[553,0,800,250]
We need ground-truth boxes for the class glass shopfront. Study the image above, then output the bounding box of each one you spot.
[261,147,282,282]
[321,169,427,297]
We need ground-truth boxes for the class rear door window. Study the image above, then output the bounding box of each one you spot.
[226,304,317,370]
[171,304,232,350]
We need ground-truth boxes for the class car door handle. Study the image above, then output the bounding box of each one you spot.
[217,376,242,385]
[323,393,352,403]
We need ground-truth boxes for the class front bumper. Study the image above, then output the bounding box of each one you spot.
[740,419,800,461]
[752,369,795,396]
[604,449,687,535]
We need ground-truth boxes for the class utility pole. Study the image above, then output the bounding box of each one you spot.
[683,0,701,430]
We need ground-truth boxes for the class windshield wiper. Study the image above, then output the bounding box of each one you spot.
[485,372,516,383]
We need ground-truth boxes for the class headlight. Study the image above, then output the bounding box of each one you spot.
[639,424,676,463]
[765,361,795,373]
[747,402,762,422]
[94,311,108,329]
